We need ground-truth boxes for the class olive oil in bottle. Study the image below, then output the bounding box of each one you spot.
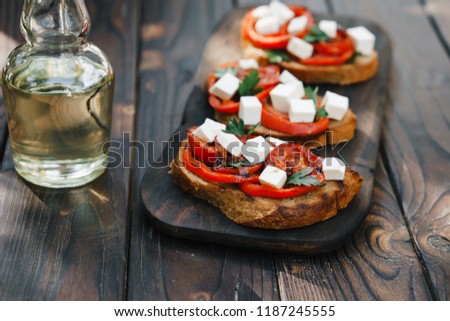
[1,0,114,188]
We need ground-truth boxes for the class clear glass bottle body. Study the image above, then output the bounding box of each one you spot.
[1,0,114,188]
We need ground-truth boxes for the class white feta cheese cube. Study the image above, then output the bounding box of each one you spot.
[322,91,349,121]
[209,73,240,101]
[269,1,295,25]
[318,20,338,38]
[266,136,289,146]
[239,96,262,125]
[279,70,305,97]
[279,70,298,84]
[255,15,280,35]
[287,37,314,60]
[293,82,305,98]
[251,5,272,19]
[242,136,273,163]
[192,126,213,143]
[238,58,259,70]
[287,15,308,34]
[192,118,226,143]
[322,157,346,180]
[259,165,287,189]
[204,118,226,136]
[270,83,302,113]
[247,136,267,145]
[193,118,227,143]
[193,125,216,143]
[217,132,243,157]
[346,26,376,56]
[289,99,316,123]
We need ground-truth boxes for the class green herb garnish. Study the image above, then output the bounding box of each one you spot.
[304,86,319,106]
[304,25,330,43]
[223,118,246,136]
[287,167,322,187]
[315,107,328,119]
[229,161,258,168]
[238,70,263,96]
[305,86,328,120]
[266,50,291,64]
[246,122,260,137]
[214,67,238,78]
[345,51,363,64]
[223,118,260,138]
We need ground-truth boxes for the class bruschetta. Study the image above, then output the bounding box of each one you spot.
[170,119,364,229]
[207,61,356,147]
[240,2,378,85]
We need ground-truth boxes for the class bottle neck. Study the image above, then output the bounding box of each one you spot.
[21,0,90,47]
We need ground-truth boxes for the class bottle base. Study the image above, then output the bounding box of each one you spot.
[13,154,107,188]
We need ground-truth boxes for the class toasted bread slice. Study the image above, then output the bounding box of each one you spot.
[241,37,379,85]
[170,145,364,230]
[215,109,357,148]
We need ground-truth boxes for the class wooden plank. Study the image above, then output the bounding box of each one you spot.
[277,158,431,300]
[145,235,279,300]
[0,0,140,300]
[0,1,21,70]
[331,0,450,301]
[424,0,450,53]
[127,0,279,300]
[0,0,22,165]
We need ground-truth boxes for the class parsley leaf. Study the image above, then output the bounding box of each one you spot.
[238,70,263,96]
[223,118,246,137]
[304,86,319,106]
[228,161,258,168]
[287,167,322,187]
[223,118,260,138]
[305,86,328,120]
[304,25,330,43]
[291,175,322,187]
[345,51,363,64]
[290,167,314,179]
[214,67,238,78]
[246,122,260,138]
[315,107,328,120]
[266,50,291,64]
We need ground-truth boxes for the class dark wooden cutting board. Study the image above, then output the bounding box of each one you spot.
[140,8,391,254]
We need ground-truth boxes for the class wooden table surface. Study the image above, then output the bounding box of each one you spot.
[0,0,448,301]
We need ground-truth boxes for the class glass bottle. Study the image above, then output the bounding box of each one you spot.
[1,0,114,188]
